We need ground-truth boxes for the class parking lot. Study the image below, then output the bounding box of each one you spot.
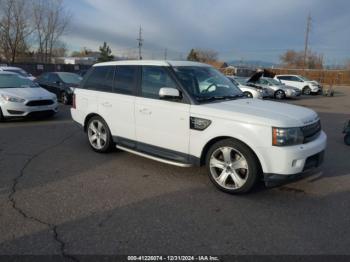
[0,87,349,257]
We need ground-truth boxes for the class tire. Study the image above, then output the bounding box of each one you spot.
[274,90,286,99]
[205,138,260,194]
[244,91,253,98]
[87,116,114,153]
[0,107,4,122]
[345,134,350,146]
[303,86,311,95]
[60,92,70,105]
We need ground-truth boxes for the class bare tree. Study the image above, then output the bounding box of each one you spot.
[186,48,218,62]
[32,0,71,62]
[0,0,33,63]
[280,49,323,69]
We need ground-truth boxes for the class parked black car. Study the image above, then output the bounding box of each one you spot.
[36,72,82,104]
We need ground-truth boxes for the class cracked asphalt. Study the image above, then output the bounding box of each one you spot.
[0,86,349,258]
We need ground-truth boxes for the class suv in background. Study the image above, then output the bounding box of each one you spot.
[0,66,36,81]
[274,74,322,95]
[71,61,326,194]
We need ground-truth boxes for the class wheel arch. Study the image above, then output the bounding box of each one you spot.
[199,136,263,174]
[84,113,104,132]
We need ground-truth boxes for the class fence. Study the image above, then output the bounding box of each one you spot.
[2,63,92,77]
[270,68,350,86]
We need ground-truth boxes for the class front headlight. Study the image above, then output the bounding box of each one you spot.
[272,127,304,146]
[1,94,25,103]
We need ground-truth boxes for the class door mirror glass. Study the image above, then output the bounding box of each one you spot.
[159,87,180,99]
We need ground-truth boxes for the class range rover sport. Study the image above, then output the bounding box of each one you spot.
[71,60,327,194]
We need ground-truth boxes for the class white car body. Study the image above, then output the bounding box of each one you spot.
[71,60,326,192]
[274,74,321,94]
[0,66,36,81]
[0,72,58,119]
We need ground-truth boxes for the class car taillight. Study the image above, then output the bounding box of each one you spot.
[72,94,76,109]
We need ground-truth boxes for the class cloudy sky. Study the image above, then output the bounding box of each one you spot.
[63,0,350,64]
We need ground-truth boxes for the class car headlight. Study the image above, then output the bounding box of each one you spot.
[1,94,25,103]
[272,127,304,146]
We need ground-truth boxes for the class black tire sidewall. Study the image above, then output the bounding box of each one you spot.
[87,116,113,153]
[303,86,311,95]
[244,92,253,98]
[61,92,69,105]
[205,138,260,194]
[0,107,4,122]
[275,90,285,99]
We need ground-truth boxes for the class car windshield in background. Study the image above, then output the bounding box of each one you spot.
[299,75,310,81]
[3,69,29,77]
[266,78,284,86]
[0,74,39,88]
[57,72,82,85]
[173,66,243,102]
[234,77,248,85]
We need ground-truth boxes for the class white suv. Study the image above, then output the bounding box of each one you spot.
[274,74,322,95]
[71,61,327,194]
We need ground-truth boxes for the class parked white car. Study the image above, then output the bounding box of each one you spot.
[0,72,58,120]
[227,76,268,99]
[71,60,327,194]
[0,66,36,81]
[274,74,322,95]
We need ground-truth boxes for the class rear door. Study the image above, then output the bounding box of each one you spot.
[134,66,190,162]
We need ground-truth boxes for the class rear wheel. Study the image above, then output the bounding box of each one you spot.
[274,90,285,99]
[87,116,114,153]
[303,86,311,95]
[60,92,69,105]
[244,91,253,98]
[206,139,260,194]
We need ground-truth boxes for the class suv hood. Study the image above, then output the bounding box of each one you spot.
[0,87,56,100]
[192,99,318,127]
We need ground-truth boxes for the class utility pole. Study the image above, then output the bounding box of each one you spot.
[303,13,312,69]
[137,26,143,60]
[164,48,167,60]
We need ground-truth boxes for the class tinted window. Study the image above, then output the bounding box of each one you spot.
[141,66,177,99]
[114,66,137,95]
[277,76,289,80]
[84,66,115,92]
[48,73,60,83]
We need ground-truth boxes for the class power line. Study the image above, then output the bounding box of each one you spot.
[137,26,143,60]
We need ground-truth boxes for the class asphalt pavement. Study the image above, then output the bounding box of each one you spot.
[0,87,349,259]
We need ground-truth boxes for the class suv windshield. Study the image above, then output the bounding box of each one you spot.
[173,66,243,102]
[0,74,39,88]
[57,72,82,85]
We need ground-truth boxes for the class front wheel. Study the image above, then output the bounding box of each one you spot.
[60,92,70,105]
[0,107,4,122]
[274,90,286,99]
[303,86,311,95]
[206,139,260,194]
[87,116,114,153]
[243,91,253,98]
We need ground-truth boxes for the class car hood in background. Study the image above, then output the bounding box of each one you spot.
[193,98,318,127]
[0,87,56,100]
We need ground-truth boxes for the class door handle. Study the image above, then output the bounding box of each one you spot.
[139,108,152,115]
[101,102,112,107]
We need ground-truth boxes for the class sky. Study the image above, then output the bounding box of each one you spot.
[62,0,350,65]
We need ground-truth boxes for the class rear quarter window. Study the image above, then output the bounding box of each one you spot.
[83,66,115,92]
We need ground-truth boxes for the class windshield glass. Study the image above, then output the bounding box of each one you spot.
[57,72,82,85]
[0,74,39,88]
[298,75,310,81]
[234,77,248,85]
[266,78,283,86]
[3,69,29,77]
[173,66,243,102]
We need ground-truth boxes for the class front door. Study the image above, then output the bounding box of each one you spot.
[135,66,190,162]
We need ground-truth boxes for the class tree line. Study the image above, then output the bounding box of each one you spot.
[0,0,70,63]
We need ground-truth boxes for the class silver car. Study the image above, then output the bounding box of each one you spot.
[247,72,301,99]
[228,76,269,99]
[0,72,58,120]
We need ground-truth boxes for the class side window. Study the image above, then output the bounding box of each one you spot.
[141,66,177,99]
[114,66,137,95]
[48,74,60,83]
[289,76,301,82]
[277,76,286,80]
[84,66,115,92]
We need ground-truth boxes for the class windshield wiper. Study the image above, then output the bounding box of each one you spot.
[196,94,244,102]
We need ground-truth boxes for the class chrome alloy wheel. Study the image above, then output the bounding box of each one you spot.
[88,119,108,150]
[209,147,249,190]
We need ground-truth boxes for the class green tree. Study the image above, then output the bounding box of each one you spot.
[98,42,114,62]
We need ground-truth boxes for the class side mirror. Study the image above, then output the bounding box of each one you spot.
[159,87,181,99]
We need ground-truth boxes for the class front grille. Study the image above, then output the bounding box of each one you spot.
[301,120,321,143]
[26,100,54,106]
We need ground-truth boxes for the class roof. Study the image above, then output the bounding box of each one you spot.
[0,66,22,70]
[93,60,209,67]
[0,71,19,75]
